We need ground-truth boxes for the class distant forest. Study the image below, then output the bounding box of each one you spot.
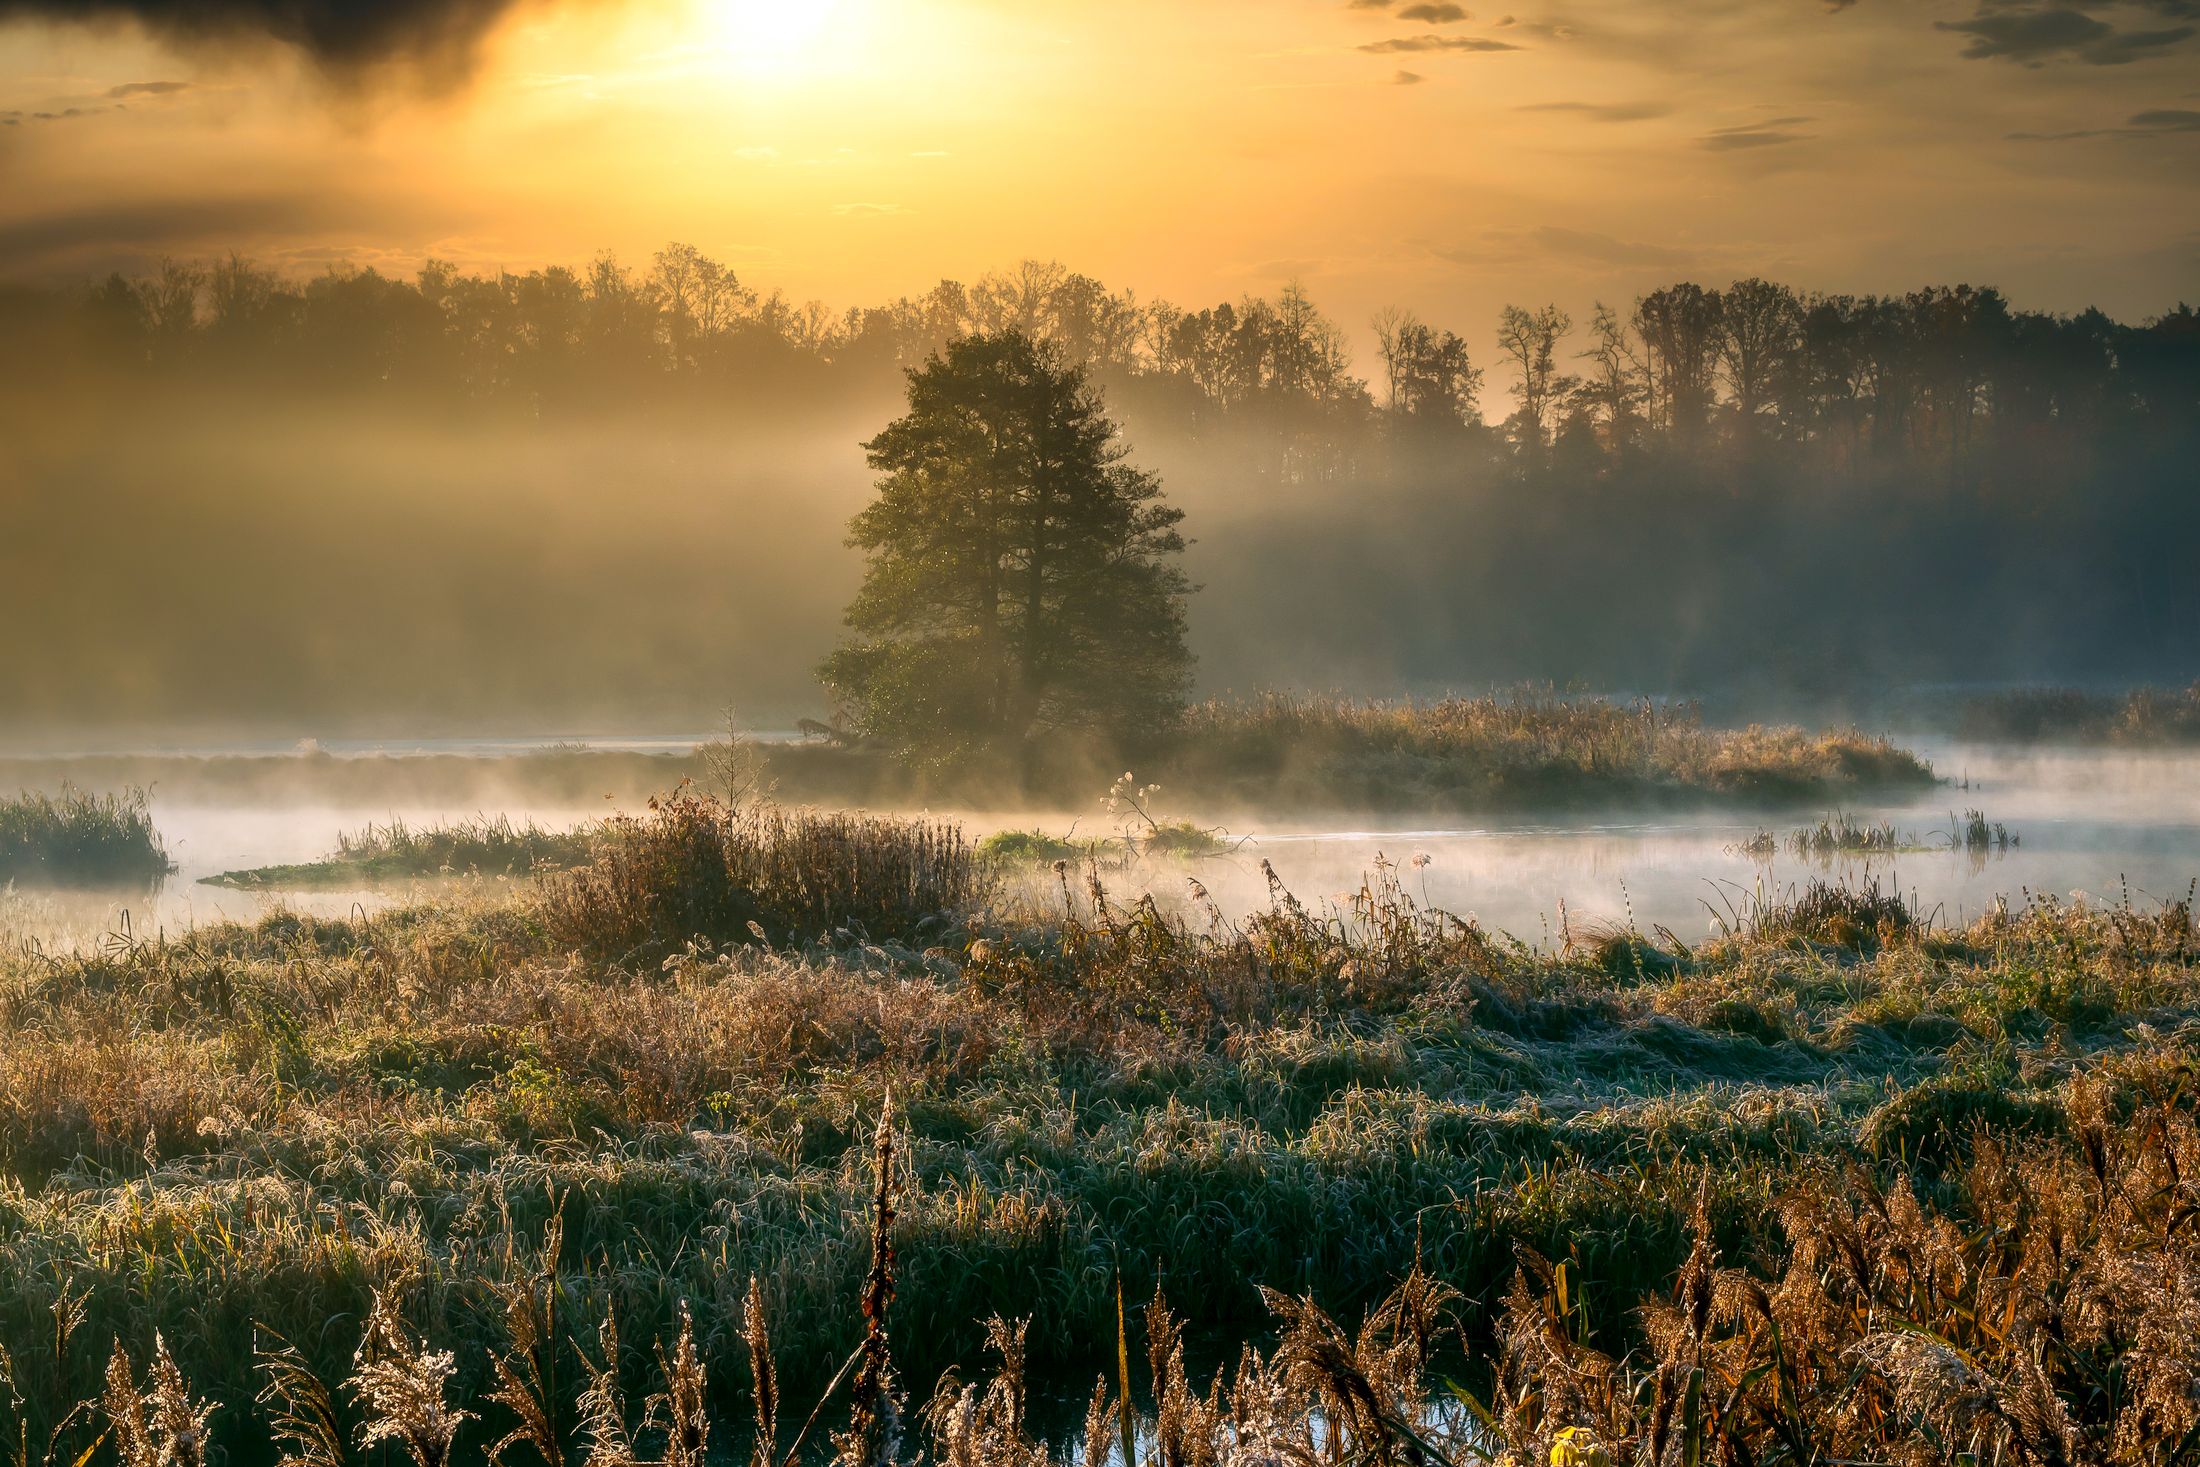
[1,251,2195,734]
[8,250,2196,452]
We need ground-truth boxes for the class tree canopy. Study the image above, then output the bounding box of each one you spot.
[819,332,1192,769]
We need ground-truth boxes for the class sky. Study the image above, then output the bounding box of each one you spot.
[1,0,2196,340]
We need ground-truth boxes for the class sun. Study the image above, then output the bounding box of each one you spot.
[698,0,848,76]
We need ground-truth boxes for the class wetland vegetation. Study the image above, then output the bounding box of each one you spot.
[1,791,2197,1463]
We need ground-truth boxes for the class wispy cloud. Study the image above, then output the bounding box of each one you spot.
[0,105,113,125]
[1444,223,1699,270]
[1518,99,1672,122]
[1699,117,1814,149]
[1360,34,1521,52]
[1526,224,1693,267]
[2010,105,2200,137]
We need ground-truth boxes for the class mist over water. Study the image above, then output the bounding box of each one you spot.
[1097,737,2200,944]
[7,738,2195,954]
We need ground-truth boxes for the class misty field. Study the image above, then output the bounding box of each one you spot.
[2,791,2198,1463]
[6,0,2198,1460]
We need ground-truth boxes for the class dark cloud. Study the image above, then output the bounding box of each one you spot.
[1392,69,1426,83]
[0,194,335,268]
[1935,2,2197,64]
[0,0,556,82]
[1397,3,1469,20]
[1359,33,1520,51]
[104,79,191,97]
[2010,104,2200,136]
[1518,99,1672,121]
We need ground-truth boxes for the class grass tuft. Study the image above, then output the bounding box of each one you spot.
[0,785,173,887]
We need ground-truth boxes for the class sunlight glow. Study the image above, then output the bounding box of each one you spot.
[699,0,848,76]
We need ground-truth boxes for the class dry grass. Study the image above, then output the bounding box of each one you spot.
[0,828,2195,1461]
[537,790,978,961]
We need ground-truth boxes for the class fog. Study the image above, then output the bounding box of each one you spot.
[2,259,2196,954]
[0,397,869,742]
[5,738,2197,959]
[2,260,2196,750]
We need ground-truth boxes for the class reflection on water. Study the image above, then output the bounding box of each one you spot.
[0,799,626,951]
[1173,738,2200,944]
[4,739,2197,953]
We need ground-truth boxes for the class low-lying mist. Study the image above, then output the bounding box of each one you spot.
[3,261,2194,748]
[1,393,869,741]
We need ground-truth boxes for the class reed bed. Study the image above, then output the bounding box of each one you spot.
[0,826,2194,1462]
[1168,692,1934,812]
[204,814,598,889]
[0,785,172,887]
[538,791,979,959]
[1958,682,2200,745]
[1790,811,1904,857]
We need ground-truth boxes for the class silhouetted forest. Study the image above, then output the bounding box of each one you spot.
[1,250,2194,737]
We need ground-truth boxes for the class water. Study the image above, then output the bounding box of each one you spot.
[1170,737,2200,944]
[0,798,623,950]
[5,738,2197,952]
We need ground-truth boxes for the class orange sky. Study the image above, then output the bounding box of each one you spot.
[1,0,2195,345]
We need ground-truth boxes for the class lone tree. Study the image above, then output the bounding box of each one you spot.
[820,331,1193,769]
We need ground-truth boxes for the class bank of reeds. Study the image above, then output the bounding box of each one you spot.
[1167,692,1934,813]
[538,791,978,959]
[1958,682,2200,745]
[203,814,597,889]
[0,694,1941,826]
[0,785,172,887]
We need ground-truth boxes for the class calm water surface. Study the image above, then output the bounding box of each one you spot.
[5,738,2195,952]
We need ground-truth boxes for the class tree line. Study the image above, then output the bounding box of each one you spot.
[2,248,2195,722]
[7,248,2194,477]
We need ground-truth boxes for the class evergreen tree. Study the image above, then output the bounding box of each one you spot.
[819,332,1193,768]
